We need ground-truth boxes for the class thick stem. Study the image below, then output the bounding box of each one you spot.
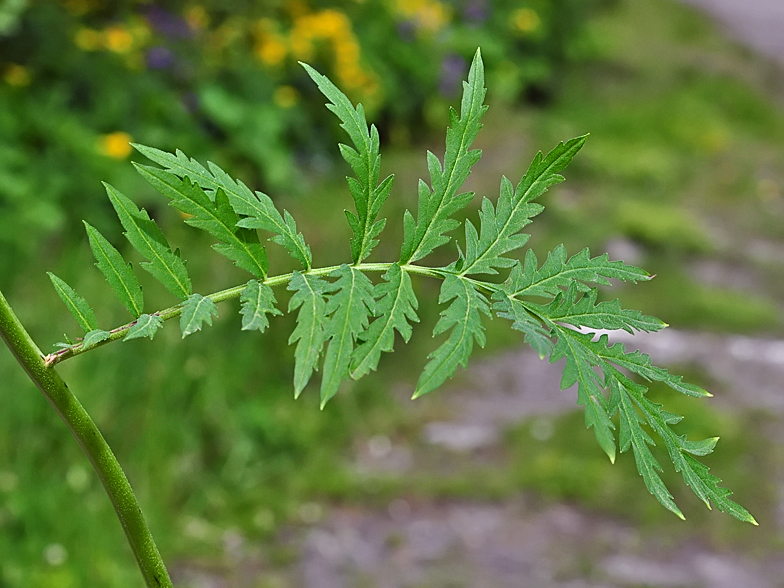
[0,288,173,588]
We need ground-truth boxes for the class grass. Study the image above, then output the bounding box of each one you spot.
[3,0,784,585]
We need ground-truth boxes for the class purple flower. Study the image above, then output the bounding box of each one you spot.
[145,5,192,39]
[439,54,467,97]
[146,46,175,70]
[463,0,489,23]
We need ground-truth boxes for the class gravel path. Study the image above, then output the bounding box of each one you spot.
[679,0,784,66]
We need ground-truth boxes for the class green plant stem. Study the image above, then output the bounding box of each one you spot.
[45,261,450,366]
[0,288,173,588]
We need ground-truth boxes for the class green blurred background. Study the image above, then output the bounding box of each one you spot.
[3,0,784,586]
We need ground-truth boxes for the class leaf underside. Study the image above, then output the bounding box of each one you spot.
[351,263,419,379]
[320,265,375,408]
[240,280,281,332]
[414,274,490,399]
[124,314,163,341]
[180,293,218,338]
[288,271,330,398]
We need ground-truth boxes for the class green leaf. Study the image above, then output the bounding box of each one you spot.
[459,136,587,275]
[83,221,144,318]
[413,275,490,399]
[104,183,192,300]
[594,336,710,398]
[616,370,756,524]
[320,265,375,407]
[287,271,331,397]
[47,273,98,333]
[132,144,311,269]
[81,329,111,351]
[351,263,419,379]
[612,376,684,519]
[530,283,666,334]
[180,293,218,338]
[240,279,281,332]
[550,326,617,461]
[504,246,651,299]
[134,165,269,278]
[124,314,163,341]
[400,48,488,264]
[493,294,553,358]
[302,63,394,263]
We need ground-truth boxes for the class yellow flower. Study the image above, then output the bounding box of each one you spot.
[100,132,133,159]
[3,64,31,87]
[63,0,90,16]
[289,25,313,61]
[254,21,288,67]
[104,25,134,53]
[510,8,540,34]
[274,85,300,109]
[256,36,288,66]
[185,6,209,31]
[395,0,450,32]
[75,27,102,51]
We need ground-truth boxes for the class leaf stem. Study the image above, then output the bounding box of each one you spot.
[45,261,450,366]
[0,288,173,587]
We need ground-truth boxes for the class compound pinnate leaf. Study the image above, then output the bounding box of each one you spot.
[288,271,330,398]
[613,370,756,524]
[413,274,490,399]
[320,265,375,408]
[505,246,651,299]
[351,263,419,379]
[240,280,281,333]
[493,294,553,358]
[124,314,163,341]
[612,376,683,519]
[180,293,218,338]
[460,135,587,275]
[132,143,311,269]
[83,221,144,318]
[592,335,709,398]
[134,164,268,278]
[550,326,617,462]
[104,183,192,300]
[531,283,666,334]
[47,272,98,333]
[42,51,752,525]
[401,48,488,264]
[302,63,394,263]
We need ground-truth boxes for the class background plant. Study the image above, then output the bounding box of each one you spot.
[1,48,759,587]
[0,0,609,274]
[4,0,784,585]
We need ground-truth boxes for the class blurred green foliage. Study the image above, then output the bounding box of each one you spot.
[0,0,607,274]
[3,0,784,584]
